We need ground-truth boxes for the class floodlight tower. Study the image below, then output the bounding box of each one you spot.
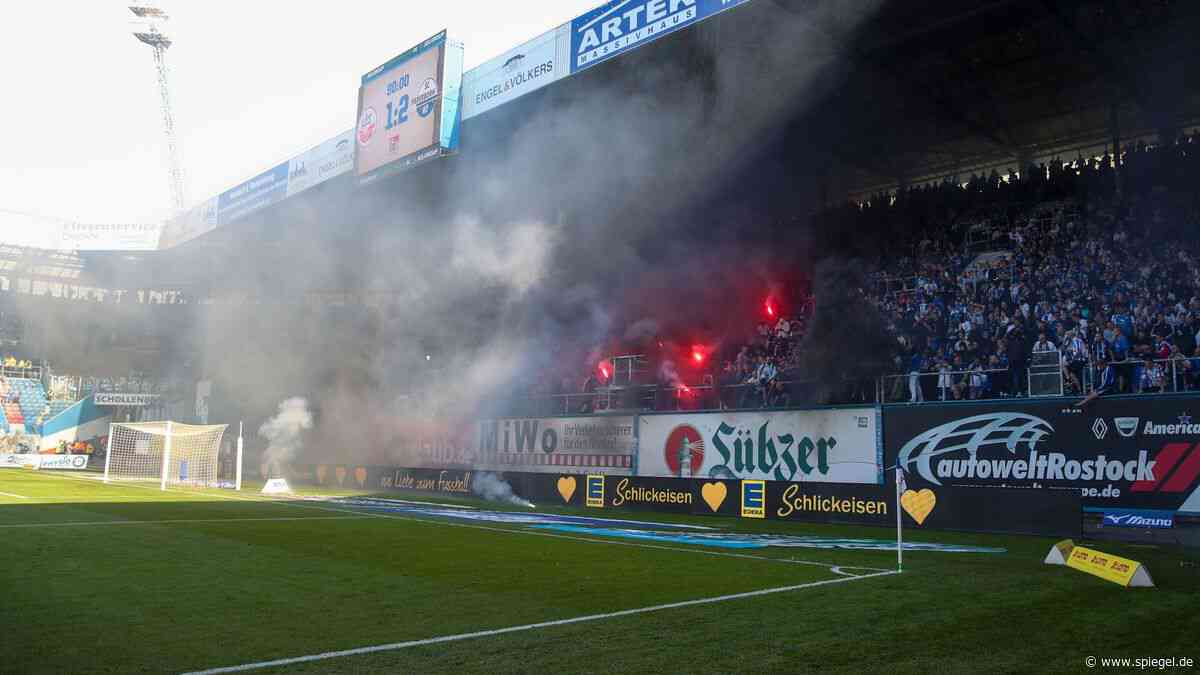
[130,4,186,213]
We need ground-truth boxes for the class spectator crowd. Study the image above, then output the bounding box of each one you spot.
[532,131,1200,413]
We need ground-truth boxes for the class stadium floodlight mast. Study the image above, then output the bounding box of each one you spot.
[129,3,187,213]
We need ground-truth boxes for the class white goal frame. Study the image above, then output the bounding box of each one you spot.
[103,421,240,490]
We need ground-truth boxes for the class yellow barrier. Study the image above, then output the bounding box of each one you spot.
[1044,539,1154,587]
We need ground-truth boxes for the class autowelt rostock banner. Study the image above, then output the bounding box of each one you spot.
[885,397,1200,514]
[638,408,883,484]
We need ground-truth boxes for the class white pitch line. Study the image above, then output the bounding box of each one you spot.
[0,489,29,499]
[184,569,899,675]
[0,515,373,529]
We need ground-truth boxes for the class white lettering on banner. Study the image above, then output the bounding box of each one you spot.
[932,451,1156,483]
[1143,420,1200,436]
[94,393,159,407]
[638,409,881,484]
[575,0,698,69]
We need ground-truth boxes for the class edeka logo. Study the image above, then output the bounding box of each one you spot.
[740,480,766,519]
[709,421,834,482]
[776,484,889,519]
[586,474,605,508]
[612,478,693,507]
[573,0,699,70]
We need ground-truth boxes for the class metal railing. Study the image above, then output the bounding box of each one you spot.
[506,356,1200,417]
[880,368,1012,403]
[0,366,42,380]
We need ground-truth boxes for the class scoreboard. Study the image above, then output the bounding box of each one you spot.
[355,30,463,183]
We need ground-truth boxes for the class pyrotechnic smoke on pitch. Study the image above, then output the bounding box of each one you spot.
[258,398,313,476]
[471,472,535,509]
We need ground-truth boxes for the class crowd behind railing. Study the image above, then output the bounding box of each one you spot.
[511,133,1200,415]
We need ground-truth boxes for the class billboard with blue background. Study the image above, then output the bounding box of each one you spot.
[216,162,289,226]
[569,0,752,73]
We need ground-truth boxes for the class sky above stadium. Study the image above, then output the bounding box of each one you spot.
[0,0,599,248]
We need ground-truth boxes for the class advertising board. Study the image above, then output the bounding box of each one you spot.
[475,416,636,475]
[286,130,354,197]
[93,393,159,407]
[216,162,290,225]
[462,25,568,120]
[569,0,752,73]
[158,196,218,250]
[536,471,1079,537]
[34,454,90,470]
[885,397,1200,514]
[57,222,162,251]
[638,408,881,484]
[356,30,464,183]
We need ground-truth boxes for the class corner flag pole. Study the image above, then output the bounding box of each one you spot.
[235,421,244,492]
[895,465,905,573]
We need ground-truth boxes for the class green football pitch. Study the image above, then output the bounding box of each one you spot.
[1,470,1196,674]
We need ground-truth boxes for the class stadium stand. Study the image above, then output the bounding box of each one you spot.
[532,131,1200,414]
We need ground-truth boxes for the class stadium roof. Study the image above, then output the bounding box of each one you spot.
[12,0,1200,291]
[788,0,1200,196]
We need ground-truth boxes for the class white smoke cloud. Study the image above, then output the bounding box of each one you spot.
[471,472,534,508]
[258,397,313,473]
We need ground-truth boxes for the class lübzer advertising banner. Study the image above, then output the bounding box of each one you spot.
[638,408,882,484]
[885,397,1200,514]
[474,416,636,476]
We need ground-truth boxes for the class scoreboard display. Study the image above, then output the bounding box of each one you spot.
[355,30,463,183]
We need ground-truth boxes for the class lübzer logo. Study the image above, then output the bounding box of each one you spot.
[896,413,1157,486]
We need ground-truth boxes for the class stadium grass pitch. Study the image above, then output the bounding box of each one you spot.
[2,471,1197,674]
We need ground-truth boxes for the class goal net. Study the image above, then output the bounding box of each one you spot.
[104,421,234,490]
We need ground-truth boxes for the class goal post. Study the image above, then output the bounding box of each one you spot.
[104,421,237,490]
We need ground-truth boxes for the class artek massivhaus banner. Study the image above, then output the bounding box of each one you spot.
[474,416,637,475]
[885,397,1200,514]
[638,408,882,484]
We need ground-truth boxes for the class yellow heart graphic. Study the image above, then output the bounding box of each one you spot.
[335,466,347,485]
[700,482,727,512]
[557,476,577,503]
[316,465,328,484]
[354,467,367,487]
[900,489,936,525]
